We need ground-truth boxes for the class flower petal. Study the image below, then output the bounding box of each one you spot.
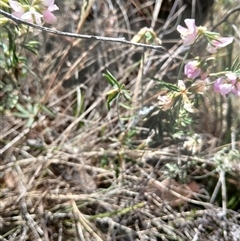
[184,60,201,79]
[48,4,59,12]
[207,37,233,53]
[43,10,57,24]
[220,84,232,96]
[9,0,23,12]
[212,37,233,48]
[214,77,224,93]
[226,73,237,84]
[177,19,197,46]
[43,0,55,7]
[185,19,196,33]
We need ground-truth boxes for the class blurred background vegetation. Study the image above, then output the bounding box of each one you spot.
[0,0,240,240]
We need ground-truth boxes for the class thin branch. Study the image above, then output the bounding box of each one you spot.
[0,9,164,51]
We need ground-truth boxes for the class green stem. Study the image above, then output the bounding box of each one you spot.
[116,94,125,130]
[177,36,200,81]
[209,71,228,77]
[87,202,145,220]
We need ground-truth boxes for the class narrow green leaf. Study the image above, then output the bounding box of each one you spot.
[41,104,55,117]
[119,102,132,110]
[122,90,131,101]
[26,117,35,127]
[13,112,30,118]
[22,41,40,55]
[231,57,240,72]
[0,1,11,8]
[26,103,34,113]
[152,78,179,92]
[32,104,39,115]
[106,89,119,110]
[15,103,29,116]
[103,70,120,88]
[103,73,114,86]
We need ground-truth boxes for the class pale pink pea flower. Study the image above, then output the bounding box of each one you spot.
[9,0,59,25]
[8,0,25,18]
[9,1,43,24]
[21,7,43,25]
[207,37,233,53]
[214,73,239,97]
[184,60,201,79]
[177,19,198,46]
[233,82,240,96]
[214,77,232,97]
[42,0,59,24]
[226,73,240,96]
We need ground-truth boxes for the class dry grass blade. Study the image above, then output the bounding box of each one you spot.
[71,199,104,241]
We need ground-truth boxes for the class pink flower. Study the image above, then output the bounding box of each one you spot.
[207,37,233,53]
[214,77,232,96]
[21,8,43,25]
[9,0,25,18]
[226,73,240,96]
[233,82,240,96]
[42,0,59,24]
[214,73,239,97]
[8,0,59,25]
[9,1,43,24]
[177,19,198,46]
[184,60,201,79]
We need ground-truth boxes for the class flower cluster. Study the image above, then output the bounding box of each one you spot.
[158,80,205,113]
[214,73,240,97]
[159,16,238,114]
[9,0,59,25]
[177,19,233,54]
[177,19,239,98]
